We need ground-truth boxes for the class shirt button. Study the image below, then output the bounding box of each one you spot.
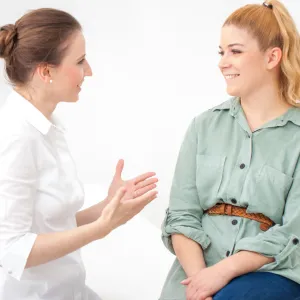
[240,163,246,169]
[232,220,238,225]
[226,251,230,257]
[8,269,12,275]
[231,198,237,204]
[293,238,299,245]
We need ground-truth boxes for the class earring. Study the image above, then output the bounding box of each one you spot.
[50,79,53,84]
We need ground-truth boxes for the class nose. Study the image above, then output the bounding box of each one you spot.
[218,54,231,70]
[84,60,93,77]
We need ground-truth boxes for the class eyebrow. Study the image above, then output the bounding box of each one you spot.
[77,54,86,61]
[219,43,245,49]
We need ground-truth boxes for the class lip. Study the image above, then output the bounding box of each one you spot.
[224,74,240,81]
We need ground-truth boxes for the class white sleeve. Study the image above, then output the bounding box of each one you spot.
[0,135,38,280]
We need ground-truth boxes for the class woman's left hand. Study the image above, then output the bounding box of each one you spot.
[181,265,232,300]
[107,159,158,202]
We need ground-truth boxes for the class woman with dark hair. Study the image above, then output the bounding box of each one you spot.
[160,1,300,299]
[0,8,158,300]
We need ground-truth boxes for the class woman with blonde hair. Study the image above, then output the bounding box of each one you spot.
[160,1,300,299]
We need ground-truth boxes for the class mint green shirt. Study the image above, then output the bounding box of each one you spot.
[160,97,300,300]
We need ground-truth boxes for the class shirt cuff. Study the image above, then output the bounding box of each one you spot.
[0,232,37,280]
[233,233,300,270]
[161,209,211,254]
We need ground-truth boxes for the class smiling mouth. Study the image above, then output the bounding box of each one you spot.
[224,74,240,79]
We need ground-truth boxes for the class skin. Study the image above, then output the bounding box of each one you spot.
[175,24,293,300]
[11,30,159,268]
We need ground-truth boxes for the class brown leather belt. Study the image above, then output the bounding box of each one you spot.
[205,203,275,231]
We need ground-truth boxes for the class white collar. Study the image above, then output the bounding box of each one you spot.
[5,89,65,135]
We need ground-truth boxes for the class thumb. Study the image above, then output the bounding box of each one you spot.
[114,159,124,179]
[180,278,192,285]
[110,187,126,209]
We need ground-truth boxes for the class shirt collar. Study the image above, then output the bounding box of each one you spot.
[212,96,300,128]
[5,89,65,135]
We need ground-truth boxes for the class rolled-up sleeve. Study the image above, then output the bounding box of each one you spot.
[233,160,300,271]
[162,118,211,254]
[0,136,38,280]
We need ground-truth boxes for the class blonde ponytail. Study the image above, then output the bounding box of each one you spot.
[224,0,300,106]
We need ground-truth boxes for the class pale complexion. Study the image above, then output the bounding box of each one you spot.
[15,30,158,269]
[178,24,288,300]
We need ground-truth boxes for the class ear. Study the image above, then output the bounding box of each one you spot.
[265,47,282,70]
[35,63,53,84]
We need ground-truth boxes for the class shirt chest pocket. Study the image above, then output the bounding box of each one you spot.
[196,154,226,207]
[248,165,293,223]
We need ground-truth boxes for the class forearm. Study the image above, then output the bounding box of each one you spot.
[25,221,107,268]
[172,234,206,277]
[76,198,108,226]
[216,250,274,279]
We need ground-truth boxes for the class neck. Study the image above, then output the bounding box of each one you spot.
[240,84,292,122]
[14,86,57,120]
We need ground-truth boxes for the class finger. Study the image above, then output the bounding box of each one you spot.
[125,190,158,207]
[196,291,210,300]
[134,184,157,198]
[132,172,156,184]
[121,193,158,222]
[123,192,158,216]
[135,177,158,190]
[114,159,124,179]
[186,284,197,300]
[181,278,192,285]
[189,284,202,300]
[198,292,210,300]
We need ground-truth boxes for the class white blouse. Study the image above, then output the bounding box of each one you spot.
[0,90,98,299]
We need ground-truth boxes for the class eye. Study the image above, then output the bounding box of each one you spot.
[78,58,85,64]
[218,50,224,56]
[231,49,242,54]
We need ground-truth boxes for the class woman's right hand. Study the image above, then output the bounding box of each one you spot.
[92,186,158,239]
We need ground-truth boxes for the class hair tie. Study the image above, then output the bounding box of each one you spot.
[262,2,273,9]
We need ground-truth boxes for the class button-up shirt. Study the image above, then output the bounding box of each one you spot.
[160,97,300,299]
[0,90,95,299]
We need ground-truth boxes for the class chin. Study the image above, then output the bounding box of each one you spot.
[226,87,241,97]
[61,95,79,103]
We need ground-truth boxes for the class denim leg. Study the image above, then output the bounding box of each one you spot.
[213,272,300,300]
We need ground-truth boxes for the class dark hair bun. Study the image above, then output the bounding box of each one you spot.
[0,24,17,59]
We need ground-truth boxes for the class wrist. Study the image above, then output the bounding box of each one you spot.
[187,266,206,277]
[214,258,239,281]
[90,218,112,241]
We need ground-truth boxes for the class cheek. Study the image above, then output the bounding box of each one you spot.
[61,66,83,86]
[243,54,265,75]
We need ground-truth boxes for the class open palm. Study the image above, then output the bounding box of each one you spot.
[107,159,158,202]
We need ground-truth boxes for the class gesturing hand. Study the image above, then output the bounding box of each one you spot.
[107,159,158,202]
[95,186,158,237]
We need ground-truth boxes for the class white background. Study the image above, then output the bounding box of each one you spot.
[0,1,299,299]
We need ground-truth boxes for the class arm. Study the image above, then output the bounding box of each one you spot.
[25,220,108,269]
[0,137,107,280]
[162,118,210,269]
[229,159,300,274]
[172,234,206,277]
[215,250,274,280]
[76,198,109,226]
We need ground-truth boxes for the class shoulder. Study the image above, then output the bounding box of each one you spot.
[0,103,41,141]
[192,97,235,129]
